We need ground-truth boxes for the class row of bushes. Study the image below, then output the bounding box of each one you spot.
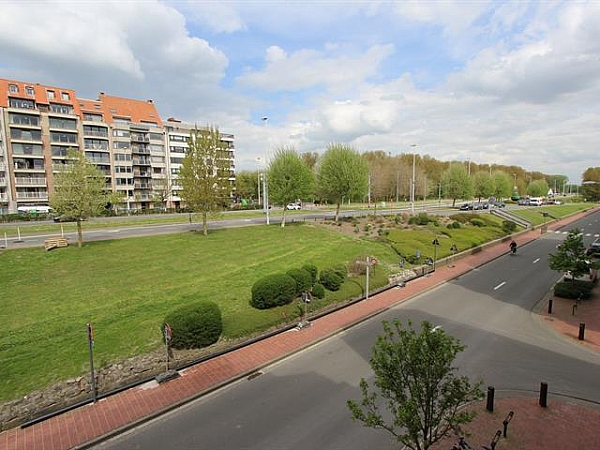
[250,263,347,310]
[554,280,595,300]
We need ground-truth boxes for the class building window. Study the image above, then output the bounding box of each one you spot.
[25,86,34,96]
[12,143,43,156]
[114,153,132,162]
[50,132,78,144]
[9,113,39,126]
[49,117,77,130]
[10,128,42,141]
[83,113,103,122]
[113,129,130,138]
[113,141,130,149]
[51,146,71,157]
[115,166,132,173]
[50,103,73,115]
[169,135,186,142]
[149,132,163,141]
[9,98,35,109]
[9,84,18,93]
[61,92,70,101]
[47,90,55,99]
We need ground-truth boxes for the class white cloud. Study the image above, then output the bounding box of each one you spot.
[236,44,394,92]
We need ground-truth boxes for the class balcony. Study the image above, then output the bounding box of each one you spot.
[83,130,109,138]
[132,158,151,166]
[84,143,109,151]
[134,183,152,190]
[86,156,111,164]
[16,191,48,200]
[0,192,8,202]
[15,177,47,186]
[131,145,150,154]
[131,136,150,143]
[0,177,6,186]
[0,163,6,171]
[133,171,152,177]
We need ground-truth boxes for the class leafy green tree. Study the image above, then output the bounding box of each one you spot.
[235,170,259,203]
[179,125,232,235]
[527,179,549,197]
[472,171,493,201]
[441,164,473,207]
[50,149,115,247]
[549,228,592,284]
[348,320,483,450]
[317,143,369,221]
[267,146,314,227]
[152,176,173,210]
[491,171,513,199]
[581,167,600,201]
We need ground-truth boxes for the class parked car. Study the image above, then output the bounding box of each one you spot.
[491,201,506,208]
[286,203,301,210]
[52,215,78,223]
[459,203,472,210]
[586,238,600,257]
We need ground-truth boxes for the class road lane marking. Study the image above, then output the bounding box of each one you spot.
[494,281,506,290]
[533,258,540,264]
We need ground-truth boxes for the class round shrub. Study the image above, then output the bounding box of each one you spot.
[470,218,485,227]
[164,301,222,350]
[250,273,298,309]
[312,283,325,299]
[301,263,318,284]
[502,220,517,233]
[332,264,348,279]
[447,221,461,229]
[286,268,313,295]
[320,268,344,291]
[554,280,594,300]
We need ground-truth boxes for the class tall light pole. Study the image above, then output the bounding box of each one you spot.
[261,117,270,225]
[410,144,417,213]
[256,157,262,206]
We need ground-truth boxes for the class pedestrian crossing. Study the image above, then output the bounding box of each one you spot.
[553,230,599,237]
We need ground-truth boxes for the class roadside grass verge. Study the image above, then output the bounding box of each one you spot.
[0,223,395,402]
[509,203,590,226]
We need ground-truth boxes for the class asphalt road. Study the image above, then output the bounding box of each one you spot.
[94,212,600,450]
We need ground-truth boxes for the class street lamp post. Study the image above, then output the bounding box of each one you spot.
[432,238,440,271]
[261,117,270,225]
[410,144,417,213]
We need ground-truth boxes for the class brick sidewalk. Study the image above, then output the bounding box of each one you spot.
[1,207,599,450]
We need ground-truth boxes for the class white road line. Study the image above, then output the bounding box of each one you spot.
[533,258,540,264]
[493,281,506,291]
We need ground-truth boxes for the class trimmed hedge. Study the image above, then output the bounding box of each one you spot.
[312,283,325,299]
[286,268,313,295]
[320,267,345,291]
[502,220,517,233]
[302,263,318,284]
[250,273,298,309]
[164,301,222,350]
[554,280,594,300]
[469,218,485,227]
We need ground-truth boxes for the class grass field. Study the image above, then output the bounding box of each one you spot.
[0,223,396,403]
[508,204,590,226]
[0,203,592,404]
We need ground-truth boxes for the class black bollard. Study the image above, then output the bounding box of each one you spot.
[486,386,495,412]
[539,382,548,408]
[548,298,553,314]
[579,323,585,341]
[572,302,577,315]
[503,411,514,437]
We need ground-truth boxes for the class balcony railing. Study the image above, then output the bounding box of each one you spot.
[16,192,48,200]
[131,136,150,143]
[0,193,8,202]
[0,177,6,186]
[133,171,152,177]
[132,158,151,166]
[0,163,5,171]
[15,177,47,186]
[134,183,152,190]
[84,144,109,151]
[83,130,109,138]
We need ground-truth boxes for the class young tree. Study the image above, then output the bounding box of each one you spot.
[472,171,493,202]
[234,170,259,203]
[316,143,369,221]
[152,176,173,210]
[179,125,232,236]
[581,167,600,201]
[549,228,592,283]
[50,149,114,247]
[267,146,314,227]
[527,179,549,197]
[441,164,473,207]
[347,320,483,450]
[491,171,513,200]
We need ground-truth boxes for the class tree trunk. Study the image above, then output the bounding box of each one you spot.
[281,209,287,228]
[202,212,208,236]
[335,202,341,222]
[76,220,83,248]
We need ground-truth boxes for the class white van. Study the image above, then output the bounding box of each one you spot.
[528,197,544,206]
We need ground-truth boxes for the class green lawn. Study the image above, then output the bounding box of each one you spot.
[509,203,590,226]
[0,223,396,402]
[0,203,592,403]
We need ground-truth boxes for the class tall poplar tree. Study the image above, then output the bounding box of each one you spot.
[179,125,232,236]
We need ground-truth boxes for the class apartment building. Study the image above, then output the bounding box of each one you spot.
[0,78,235,214]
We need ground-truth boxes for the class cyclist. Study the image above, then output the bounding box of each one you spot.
[509,240,517,255]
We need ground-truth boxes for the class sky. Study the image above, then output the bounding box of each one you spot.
[1,0,599,183]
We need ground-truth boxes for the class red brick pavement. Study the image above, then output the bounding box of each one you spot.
[1,207,599,450]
